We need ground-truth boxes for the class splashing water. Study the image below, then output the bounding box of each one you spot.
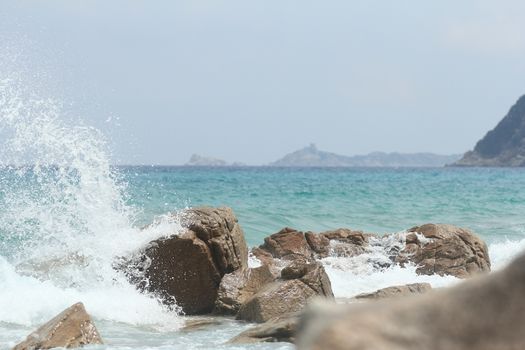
[0,68,183,331]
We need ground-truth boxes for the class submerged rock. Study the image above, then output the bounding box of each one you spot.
[298,253,525,350]
[229,313,299,344]
[123,207,248,314]
[237,261,333,323]
[354,283,432,300]
[13,302,102,350]
[397,224,491,278]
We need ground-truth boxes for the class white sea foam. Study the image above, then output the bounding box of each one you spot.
[0,69,183,331]
[322,230,525,298]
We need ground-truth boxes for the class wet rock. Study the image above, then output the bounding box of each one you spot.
[354,283,432,300]
[123,207,248,315]
[237,261,333,323]
[297,252,525,350]
[13,302,102,350]
[214,265,276,315]
[304,231,330,257]
[257,227,315,261]
[229,313,299,344]
[397,224,491,278]
[180,318,222,332]
[321,228,368,246]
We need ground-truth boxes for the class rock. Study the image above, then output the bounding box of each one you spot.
[255,227,369,262]
[237,261,333,323]
[396,224,491,278]
[321,228,368,246]
[237,279,317,323]
[453,94,525,167]
[316,228,369,259]
[297,252,525,350]
[181,207,248,274]
[257,227,315,261]
[180,318,222,332]
[123,207,248,314]
[13,302,102,350]
[214,265,276,315]
[294,261,334,297]
[229,314,299,344]
[354,283,432,300]
[304,231,330,257]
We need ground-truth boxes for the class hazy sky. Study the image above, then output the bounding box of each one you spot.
[2,1,525,165]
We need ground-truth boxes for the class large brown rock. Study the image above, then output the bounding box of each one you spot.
[13,302,102,350]
[297,252,525,350]
[237,261,333,323]
[396,224,491,278]
[124,207,248,314]
[214,265,276,315]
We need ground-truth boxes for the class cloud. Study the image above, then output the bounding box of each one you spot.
[442,3,525,55]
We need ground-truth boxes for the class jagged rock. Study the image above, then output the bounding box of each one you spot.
[123,207,248,314]
[297,252,525,350]
[255,227,370,262]
[454,95,525,167]
[237,261,333,323]
[396,224,491,278]
[304,231,330,257]
[13,302,102,350]
[214,265,276,315]
[229,313,299,344]
[257,227,315,261]
[354,283,432,300]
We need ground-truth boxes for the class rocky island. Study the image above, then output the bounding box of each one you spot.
[271,143,460,167]
[454,95,525,167]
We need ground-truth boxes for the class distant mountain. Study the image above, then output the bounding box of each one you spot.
[453,95,525,167]
[185,154,245,167]
[270,144,461,167]
[185,154,228,166]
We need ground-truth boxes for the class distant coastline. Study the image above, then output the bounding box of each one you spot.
[182,145,461,168]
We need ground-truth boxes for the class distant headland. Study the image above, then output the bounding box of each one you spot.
[453,95,525,167]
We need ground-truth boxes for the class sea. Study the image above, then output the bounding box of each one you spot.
[1,76,525,349]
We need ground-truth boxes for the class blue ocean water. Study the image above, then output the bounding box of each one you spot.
[123,166,525,247]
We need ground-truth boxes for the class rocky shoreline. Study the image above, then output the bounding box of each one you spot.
[13,206,500,349]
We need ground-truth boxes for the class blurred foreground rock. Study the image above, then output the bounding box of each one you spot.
[13,302,102,350]
[297,253,525,350]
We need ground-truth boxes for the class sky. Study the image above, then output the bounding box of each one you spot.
[1,1,525,165]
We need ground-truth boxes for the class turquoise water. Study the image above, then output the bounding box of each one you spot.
[124,166,525,246]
